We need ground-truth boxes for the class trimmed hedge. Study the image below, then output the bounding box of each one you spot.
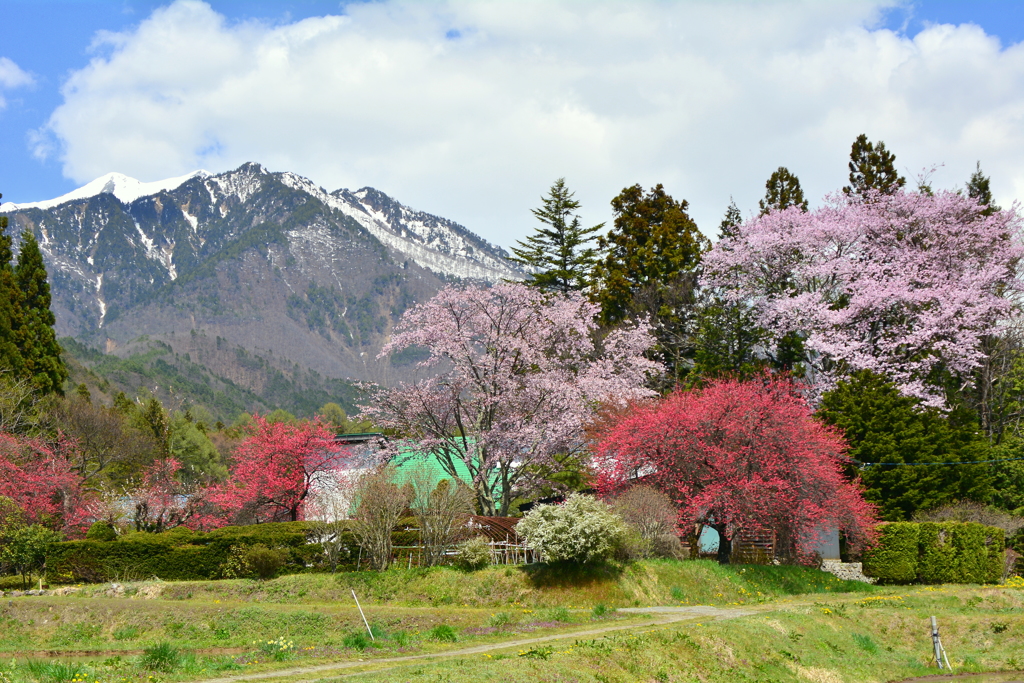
[46,522,318,584]
[862,521,1005,585]
[46,519,426,584]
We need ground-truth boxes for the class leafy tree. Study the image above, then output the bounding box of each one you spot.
[966,161,1000,216]
[366,283,660,515]
[818,371,992,521]
[43,393,160,487]
[169,412,227,484]
[759,167,808,215]
[407,467,474,566]
[14,231,66,394]
[0,524,63,588]
[843,133,906,197]
[210,414,347,523]
[509,178,603,293]
[351,464,409,570]
[0,432,88,533]
[595,377,877,564]
[703,187,1023,407]
[593,184,709,383]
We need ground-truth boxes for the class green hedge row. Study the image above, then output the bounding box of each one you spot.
[46,519,423,584]
[862,522,1005,585]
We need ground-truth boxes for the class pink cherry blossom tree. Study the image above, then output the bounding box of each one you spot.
[593,376,877,564]
[702,190,1024,407]
[364,282,662,516]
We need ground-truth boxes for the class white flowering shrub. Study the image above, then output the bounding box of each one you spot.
[517,494,627,564]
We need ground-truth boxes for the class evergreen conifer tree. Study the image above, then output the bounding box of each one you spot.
[758,167,808,215]
[15,230,67,394]
[509,178,603,293]
[0,198,25,379]
[692,200,769,381]
[593,184,709,384]
[718,198,742,241]
[818,370,992,521]
[843,134,906,197]
[966,161,999,216]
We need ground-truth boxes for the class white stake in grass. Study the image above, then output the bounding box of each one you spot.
[352,589,374,641]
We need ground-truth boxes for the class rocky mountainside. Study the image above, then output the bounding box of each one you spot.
[2,163,523,408]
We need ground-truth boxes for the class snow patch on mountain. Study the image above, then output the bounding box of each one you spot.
[3,170,210,211]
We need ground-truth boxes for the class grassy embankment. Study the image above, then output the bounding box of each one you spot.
[0,562,1020,683]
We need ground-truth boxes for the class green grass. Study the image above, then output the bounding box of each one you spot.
[140,559,876,609]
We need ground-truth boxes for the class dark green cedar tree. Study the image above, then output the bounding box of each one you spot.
[691,200,767,381]
[966,161,1000,216]
[842,134,906,197]
[0,197,25,379]
[593,184,709,385]
[15,231,67,394]
[509,178,604,293]
[758,166,808,215]
[818,370,992,521]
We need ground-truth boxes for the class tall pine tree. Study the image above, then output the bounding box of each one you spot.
[15,230,67,394]
[0,197,25,379]
[692,200,766,381]
[758,167,808,215]
[509,178,603,293]
[843,134,906,197]
[966,161,999,216]
[593,184,708,384]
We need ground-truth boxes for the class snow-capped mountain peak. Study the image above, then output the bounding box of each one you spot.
[1,170,210,211]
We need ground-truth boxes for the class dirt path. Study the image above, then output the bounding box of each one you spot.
[188,605,758,683]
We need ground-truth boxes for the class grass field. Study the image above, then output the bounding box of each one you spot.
[0,562,1020,683]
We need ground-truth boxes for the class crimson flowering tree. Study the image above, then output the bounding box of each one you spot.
[594,377,876,564]
[702,190,1024,407]
[122,458,213,532]
[365,282,662,516]
[210,415,349,523]
[0,432,90,535]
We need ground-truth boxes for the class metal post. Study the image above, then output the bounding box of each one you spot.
[352,589,374,642]
[931,616,944,669]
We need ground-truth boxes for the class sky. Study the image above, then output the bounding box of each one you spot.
[4,1,1024,248]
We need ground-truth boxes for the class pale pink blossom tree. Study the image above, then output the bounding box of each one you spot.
[702,190,1024,407]
[364,283,662,515]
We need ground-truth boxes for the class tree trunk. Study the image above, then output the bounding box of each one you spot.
[713,524,732,564]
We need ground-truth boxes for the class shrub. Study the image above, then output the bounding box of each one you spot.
[85,520,117,542]
[246,544,290,580]
[351,465,410,570]
[454,536,491,571]
[863,521,1004,584]
[517,494,627,564]
[862,522,919,584]
[611,486,678,542]
[220,544,289,580]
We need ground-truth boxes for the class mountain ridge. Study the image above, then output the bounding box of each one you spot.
[2,163,524,403]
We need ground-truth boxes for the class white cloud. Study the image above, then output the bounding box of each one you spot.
[33,0,1024,246]
[0,57,34,108]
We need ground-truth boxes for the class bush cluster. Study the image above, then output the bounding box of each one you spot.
[45,522,316,583]
[862,521,1005,584]
[517,494,627,564]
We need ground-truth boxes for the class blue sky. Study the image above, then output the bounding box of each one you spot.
[4,1,1024,245]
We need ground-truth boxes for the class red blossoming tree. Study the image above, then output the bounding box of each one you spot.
[210,415,349,523]
[594,377,876,563]
[0,432,90,535]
